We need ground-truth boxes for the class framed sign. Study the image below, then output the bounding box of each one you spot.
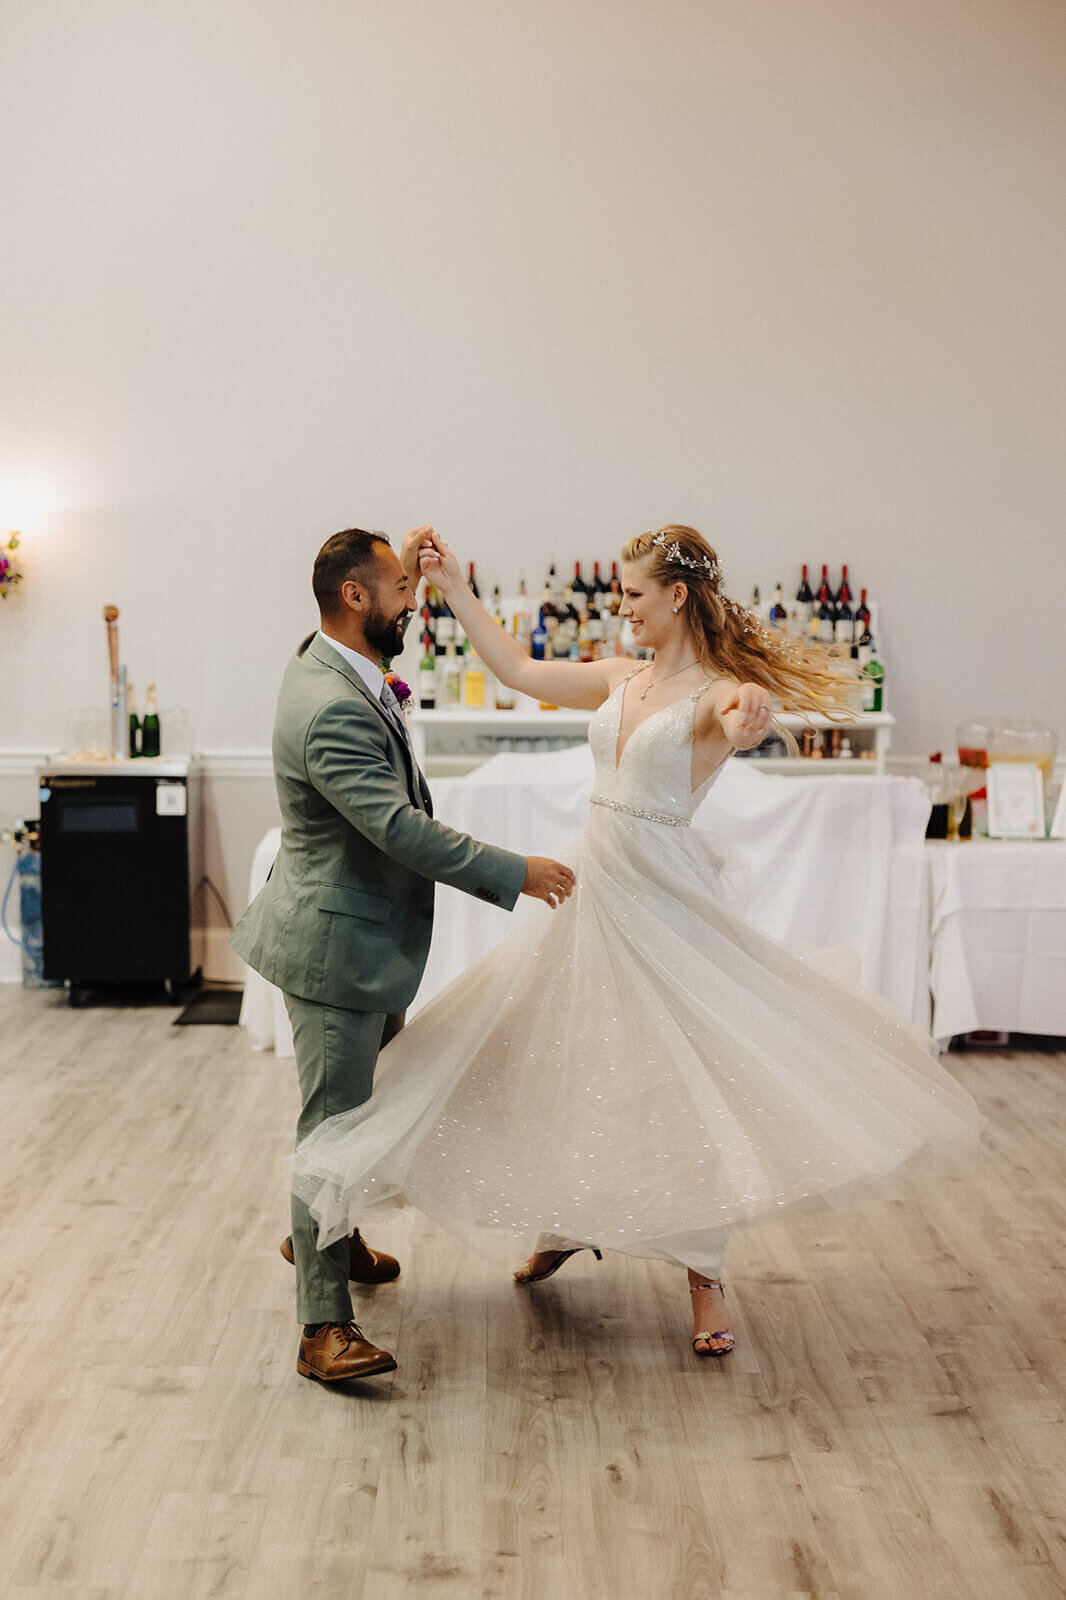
[1050,779,1066,839]
[987,762,1046,839]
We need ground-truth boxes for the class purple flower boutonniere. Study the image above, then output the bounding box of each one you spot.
[385,673,412,716]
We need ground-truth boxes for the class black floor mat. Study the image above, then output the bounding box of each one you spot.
[173,988,244,1025]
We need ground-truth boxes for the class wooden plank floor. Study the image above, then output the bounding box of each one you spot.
[1,984,1064,1599]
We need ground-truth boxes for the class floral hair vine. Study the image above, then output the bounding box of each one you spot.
[650,529,721,585]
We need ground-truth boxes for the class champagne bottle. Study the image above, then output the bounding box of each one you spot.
[128,682,141,758]
[141,684,161,758]
[861,638,884,712]
[795,564,814,622]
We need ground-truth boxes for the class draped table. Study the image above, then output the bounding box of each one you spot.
[924,839,1066,1043]
[238,749,933,1056]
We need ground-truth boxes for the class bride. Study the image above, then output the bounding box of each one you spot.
[292,525,983,1359]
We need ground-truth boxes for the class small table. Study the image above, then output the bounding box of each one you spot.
[925,839,1066,1042]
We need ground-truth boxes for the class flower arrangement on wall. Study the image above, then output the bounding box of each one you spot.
[0,532,23,599]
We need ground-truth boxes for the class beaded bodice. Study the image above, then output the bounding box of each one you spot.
[587,667,730,827]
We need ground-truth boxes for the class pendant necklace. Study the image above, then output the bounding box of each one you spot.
[639,660,702,700]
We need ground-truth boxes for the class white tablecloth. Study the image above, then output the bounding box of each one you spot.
[238,751,933,1055]
[925,839,1066,1042]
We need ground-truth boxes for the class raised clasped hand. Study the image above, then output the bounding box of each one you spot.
[417,530,463,595]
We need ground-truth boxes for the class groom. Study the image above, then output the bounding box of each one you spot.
[232,526,575,1385]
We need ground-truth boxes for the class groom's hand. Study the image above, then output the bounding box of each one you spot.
[521,856,577,910]
[400,525,435,590]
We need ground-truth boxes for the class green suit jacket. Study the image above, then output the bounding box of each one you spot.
[231,632,527,1012]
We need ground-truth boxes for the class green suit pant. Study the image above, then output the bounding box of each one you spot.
[284,992,403,1324]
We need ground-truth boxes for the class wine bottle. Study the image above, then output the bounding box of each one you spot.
[816,564,832,606]
[835,564,852,606]
[571,561,589,617]
[467,561,480,599]
[769,584,787,627]
[855,587,871,636]
[418,632,437,709]
[591,560,609,615]
[795,564,814,622]
[834,593,854,645]
[141,684,161,758]
[609,561,623,614]
[816,594,836,644]
[861,638,884,712]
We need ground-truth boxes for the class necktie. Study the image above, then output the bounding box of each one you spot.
[379,679,411,746]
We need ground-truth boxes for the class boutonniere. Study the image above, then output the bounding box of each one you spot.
[384,672,413,717]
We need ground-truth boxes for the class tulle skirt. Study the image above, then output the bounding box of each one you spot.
[290,805,984,1270]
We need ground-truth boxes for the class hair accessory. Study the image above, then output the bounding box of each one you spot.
[651,529,721,583]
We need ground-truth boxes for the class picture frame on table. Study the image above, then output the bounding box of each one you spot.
[987,762,1046,839]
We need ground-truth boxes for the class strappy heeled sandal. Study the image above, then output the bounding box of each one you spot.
[513,1246,603,1284]
[690,1278,735,1357]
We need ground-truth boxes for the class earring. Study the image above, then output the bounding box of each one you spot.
[672,606,679,613]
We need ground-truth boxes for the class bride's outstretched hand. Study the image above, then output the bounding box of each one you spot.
[719,683,773,749]
[418,532,463,596]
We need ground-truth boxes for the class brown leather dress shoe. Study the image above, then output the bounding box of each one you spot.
[297,1321,397,1382]
[280,1231,401,1285]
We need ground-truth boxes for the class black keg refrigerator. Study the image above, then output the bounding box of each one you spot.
[39,761,203,1001]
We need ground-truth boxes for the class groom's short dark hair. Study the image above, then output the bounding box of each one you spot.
[313,528,391,616]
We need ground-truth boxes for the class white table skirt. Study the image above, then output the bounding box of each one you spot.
[238,751,933,1056]
[925,839,1066,1042]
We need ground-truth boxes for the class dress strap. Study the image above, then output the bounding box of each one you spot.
[623,664,651,685]
[689,676,720,702]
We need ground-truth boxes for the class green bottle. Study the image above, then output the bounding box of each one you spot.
[141,682,161,758]
[861,640,884,713]
[128,682,141,757]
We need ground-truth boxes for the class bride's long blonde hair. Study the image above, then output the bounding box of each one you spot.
[621,525,860,721]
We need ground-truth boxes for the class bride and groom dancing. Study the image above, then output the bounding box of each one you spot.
[233,522,982,1385]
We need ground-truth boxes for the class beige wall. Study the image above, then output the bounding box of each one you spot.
[1,0,1064,960]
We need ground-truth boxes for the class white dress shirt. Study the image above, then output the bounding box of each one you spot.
[316,630,386,698]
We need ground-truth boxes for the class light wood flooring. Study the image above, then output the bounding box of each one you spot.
[0,984,1064,1599]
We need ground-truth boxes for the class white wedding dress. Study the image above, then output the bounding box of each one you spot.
[291,669,983,1273]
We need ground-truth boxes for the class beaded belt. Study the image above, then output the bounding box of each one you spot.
[589,794,690,828]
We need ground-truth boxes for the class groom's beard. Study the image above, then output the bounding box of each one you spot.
[365,603,411,661]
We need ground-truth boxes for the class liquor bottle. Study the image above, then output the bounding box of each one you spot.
[854,588,871,636]
[835,564,852,606]
[418,632,437,709]
[141,684,161,758]
[495,659,515,710]
[750,584,761,612]
[491,584,505,624]
[795,564,814,622]
[440,640,463,707]
[769,585,787,627]
[545,560,560,607]
[463,646,486,707]
[128,682,141,757]
[467,561,480,599]
[530,615,548,660]
[861,638,884,712]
